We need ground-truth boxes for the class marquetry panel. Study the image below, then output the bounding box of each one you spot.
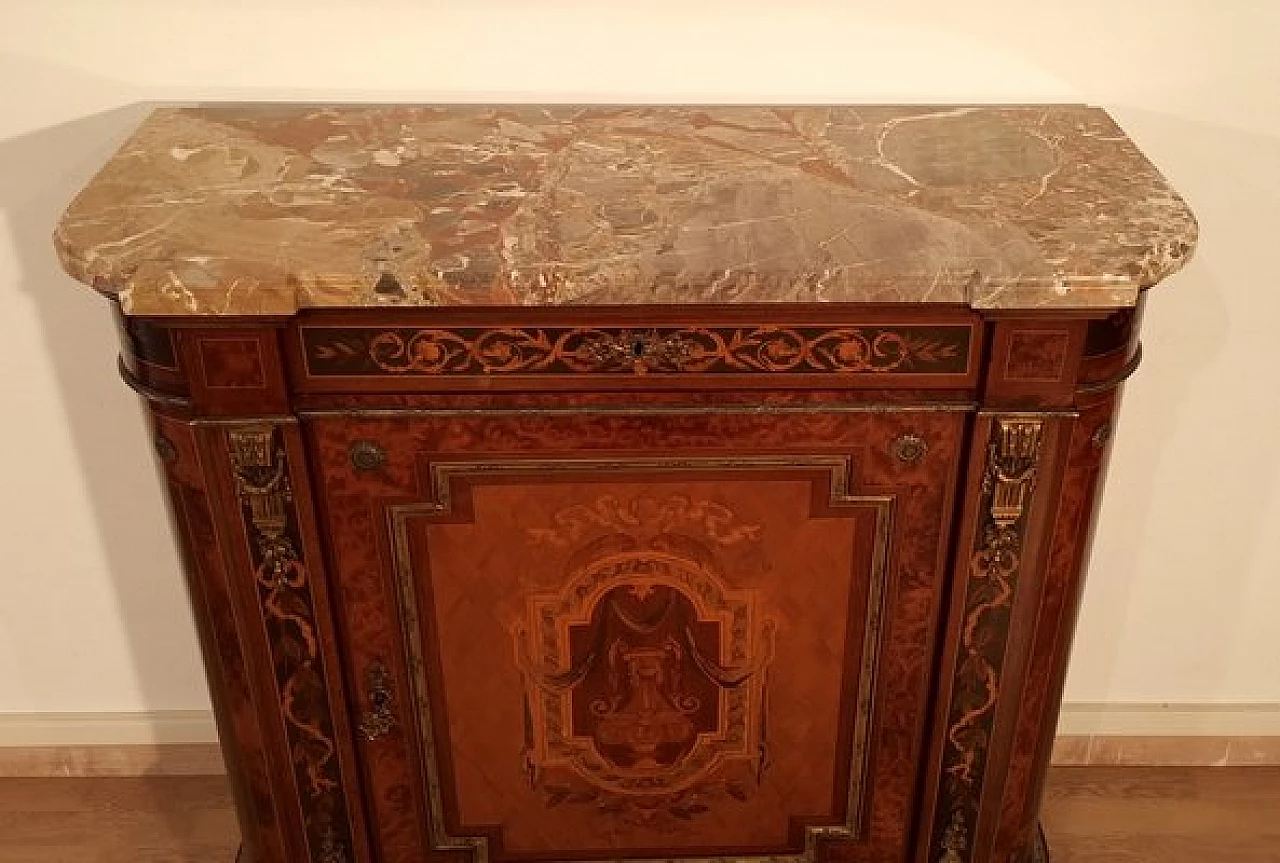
[409,466,881,858]
[1004,332,1072,383]
[983,322,1087,408]
[178,328,289,414]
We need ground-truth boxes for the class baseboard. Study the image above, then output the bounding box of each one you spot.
[0,744,225,777]
[1055,702,1280,736]
[0,711,222,777]
[1050,702,1280,766]
[0,704,1276,776]
[0,710,218,746]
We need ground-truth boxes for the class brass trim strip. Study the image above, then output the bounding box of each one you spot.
[977,409,1079,419]
[116,355,194,409]
[298,402,977,420]
[386,456,896,863]
[1076,342,1143,395]
[191,416,301,427]
[176,404,980,426]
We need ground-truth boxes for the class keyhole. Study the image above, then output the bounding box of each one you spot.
[631,339,646,358]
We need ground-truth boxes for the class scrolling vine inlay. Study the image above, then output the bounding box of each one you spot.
[933,417,1045,863]
[227,425,354,863]
[301,325,972,378]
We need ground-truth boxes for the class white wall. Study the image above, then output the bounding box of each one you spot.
[1,1,1278,728]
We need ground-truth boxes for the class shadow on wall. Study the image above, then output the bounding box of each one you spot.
[0,101,202,696]
[0,99,200,716]
[1065,106,1280,702]
[0,101,197,691]
[0,89,220,848]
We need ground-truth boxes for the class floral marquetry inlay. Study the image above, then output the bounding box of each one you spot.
[301,324,973,378]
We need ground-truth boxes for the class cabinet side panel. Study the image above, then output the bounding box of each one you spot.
[152,413,288,863]
[988,405,1124,861]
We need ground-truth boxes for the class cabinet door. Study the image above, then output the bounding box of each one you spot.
[307,408,965,863]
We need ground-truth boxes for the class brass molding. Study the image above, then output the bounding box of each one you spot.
[1076,341,1144,395]
[190,415,300,427]
[386,455,896,863]
[297,402,977,420]
[116,355,193,409]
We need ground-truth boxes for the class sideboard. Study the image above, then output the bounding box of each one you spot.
[54,104,1196,863]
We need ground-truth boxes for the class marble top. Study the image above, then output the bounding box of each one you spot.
[55,103,1197,316]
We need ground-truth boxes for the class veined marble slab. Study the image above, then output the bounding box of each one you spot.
[54,103,1197,316]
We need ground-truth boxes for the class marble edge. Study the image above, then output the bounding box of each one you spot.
[52,101,1200,318]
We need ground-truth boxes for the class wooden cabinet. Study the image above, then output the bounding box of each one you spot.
[56,104,1196,863]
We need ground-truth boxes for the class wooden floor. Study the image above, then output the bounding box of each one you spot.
[0,768,1276,861]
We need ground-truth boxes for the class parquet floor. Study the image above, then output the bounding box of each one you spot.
[0,767,1276,861]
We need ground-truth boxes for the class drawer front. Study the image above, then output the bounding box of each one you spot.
[307,408,966,863]
[289,310,982,394]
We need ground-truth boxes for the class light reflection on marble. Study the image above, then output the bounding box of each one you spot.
[54,103,1197,316]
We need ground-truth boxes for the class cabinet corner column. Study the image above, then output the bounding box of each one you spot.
[139,320,369,863]
[919,312,1140,863]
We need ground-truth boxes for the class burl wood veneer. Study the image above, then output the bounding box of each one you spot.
[56,104,1196,863]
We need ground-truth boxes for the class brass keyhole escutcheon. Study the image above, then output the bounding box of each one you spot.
[359,661,397,742]
[892,433,928,465]
[349,440,387,472]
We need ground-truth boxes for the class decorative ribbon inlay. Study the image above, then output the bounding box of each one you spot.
[933,417,1045,863]
[228,424,353,863]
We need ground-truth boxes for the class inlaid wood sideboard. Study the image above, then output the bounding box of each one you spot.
[55,104,1196,863]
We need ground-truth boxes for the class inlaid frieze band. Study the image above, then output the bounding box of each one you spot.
[932,417,1046,863]
[227,424,354,863]
[300,324,973,379]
